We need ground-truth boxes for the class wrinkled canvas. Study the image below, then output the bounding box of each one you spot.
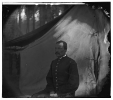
[19,5,110,96]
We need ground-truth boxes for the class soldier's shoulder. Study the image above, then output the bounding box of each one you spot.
[52,58,57,62]
[66,56,76,63]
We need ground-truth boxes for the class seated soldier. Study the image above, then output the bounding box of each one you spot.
[32,40,79,98]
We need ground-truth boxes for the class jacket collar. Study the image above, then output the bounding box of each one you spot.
[58,54,67,60]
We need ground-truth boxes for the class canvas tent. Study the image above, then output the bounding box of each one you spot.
[4,5,110,97]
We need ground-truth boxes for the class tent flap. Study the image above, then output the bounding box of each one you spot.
[5,6,74,47]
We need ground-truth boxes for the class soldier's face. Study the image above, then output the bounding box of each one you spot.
[55,43,66,57]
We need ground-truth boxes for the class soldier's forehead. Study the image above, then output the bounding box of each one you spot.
[57,42,63,47]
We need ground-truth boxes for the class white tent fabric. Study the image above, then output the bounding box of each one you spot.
[19,5,110,96]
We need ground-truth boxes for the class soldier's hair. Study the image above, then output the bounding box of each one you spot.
[56,40,67,50]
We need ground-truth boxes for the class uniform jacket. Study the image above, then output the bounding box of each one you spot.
[45,55,79,95]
